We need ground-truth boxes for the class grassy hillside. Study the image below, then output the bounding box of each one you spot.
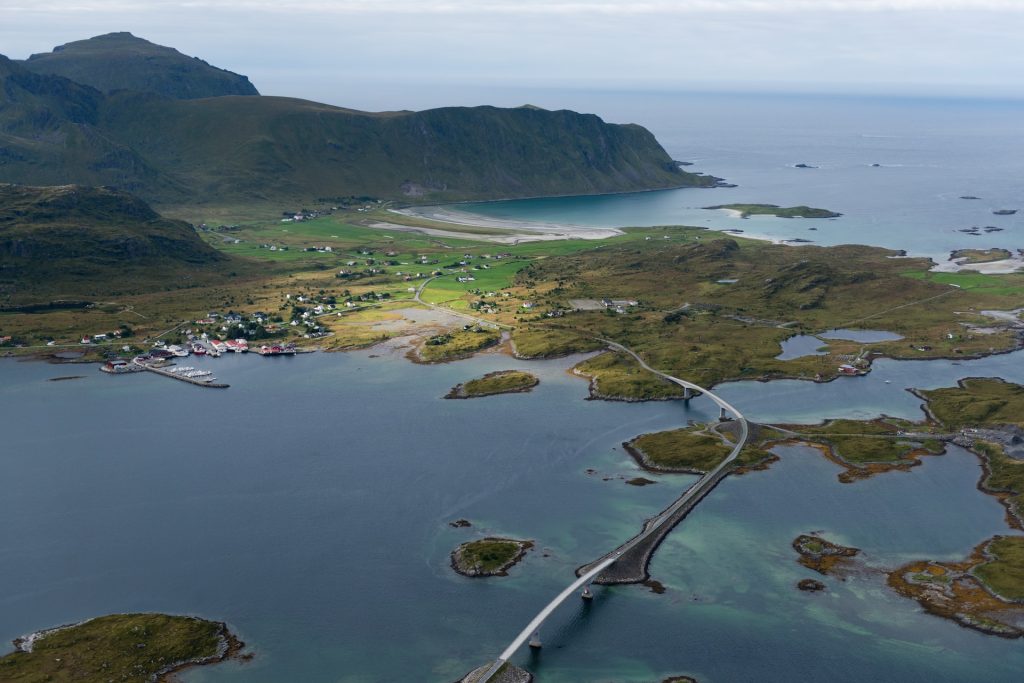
[98,97,707,205]
[0,55,165,193]
[507,229,1024,388]
[20,32,259,99]
[0,40,709,207]
[0,184,228,304]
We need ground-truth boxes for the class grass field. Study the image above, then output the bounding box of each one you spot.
[974,536,1024,601]
[920,378,1024,429]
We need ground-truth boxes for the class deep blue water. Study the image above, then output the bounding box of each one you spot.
[453,92,1024,261]
[4,92,1024,682]
[3,345,1024,682]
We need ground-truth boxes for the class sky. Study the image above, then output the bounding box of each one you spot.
[1,0,1022,110]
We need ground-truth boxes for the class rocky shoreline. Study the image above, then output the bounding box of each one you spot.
[793,533,860,575]
[444,370,539,399]
[451,537,533,578]
[5,613,247,682]
[888,537,1024,639]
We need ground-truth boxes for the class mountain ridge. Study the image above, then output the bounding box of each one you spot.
[0,34,717,208]
[20,32,259,100]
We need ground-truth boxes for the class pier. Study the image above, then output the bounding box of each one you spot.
[134,360,229,388]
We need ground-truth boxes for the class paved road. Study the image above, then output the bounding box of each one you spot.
[413,275,512,330]
[476,340,749,682]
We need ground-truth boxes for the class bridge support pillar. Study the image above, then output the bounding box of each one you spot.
[528,630,542,649]
[683,387,693,401]
[581,584,594,600]
[720,406,727,420]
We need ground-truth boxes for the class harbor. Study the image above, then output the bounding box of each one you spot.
[95,335,298,388]
[133,359,229,388]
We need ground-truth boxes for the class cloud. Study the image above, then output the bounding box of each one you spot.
[5,0,1024,14]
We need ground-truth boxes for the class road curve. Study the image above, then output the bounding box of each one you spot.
[414,275,512,330]
[476,340,749,682]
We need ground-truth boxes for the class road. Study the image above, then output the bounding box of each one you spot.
[413,275,512,330]
[475,340,749,682]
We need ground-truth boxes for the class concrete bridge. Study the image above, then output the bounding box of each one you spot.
[467,341,748,682]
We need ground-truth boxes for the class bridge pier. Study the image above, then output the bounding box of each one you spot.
[683,387,693,401]
[581,584,594,600]
[528,630,542,649]
[719,406,727,420]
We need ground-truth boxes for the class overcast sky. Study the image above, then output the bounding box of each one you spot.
[2,1,1022,110]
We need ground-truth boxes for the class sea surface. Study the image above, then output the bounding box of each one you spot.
[3,344,1024,682]
[4,92,1024,682]
[451,92,1024,261]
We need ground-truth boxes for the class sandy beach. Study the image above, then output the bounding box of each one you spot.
[931,253,1024,275]
[388,207,623,243]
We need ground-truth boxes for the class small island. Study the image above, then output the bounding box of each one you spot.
[0,613,245,683]
[950,248,1013,264]
[703,204,842,219]
[889,535,1024,637]
[451,537,533,577]
[793,534,860,575]
[445,370,539,399]
[624,423,775,474]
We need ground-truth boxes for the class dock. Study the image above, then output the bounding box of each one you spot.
[135,361,229,388]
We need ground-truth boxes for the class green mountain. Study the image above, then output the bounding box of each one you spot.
[0,183,226,303]
[0,36,713,207]
[0,55,159,193]
[20,32,259,100]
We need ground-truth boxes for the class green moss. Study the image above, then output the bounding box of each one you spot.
[0,613,235,683]
[974,536,1024,601]
[446,370,538,398]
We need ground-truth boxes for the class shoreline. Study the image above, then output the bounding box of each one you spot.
[9,614,247,682]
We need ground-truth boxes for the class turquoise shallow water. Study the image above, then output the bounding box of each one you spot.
[452,93,1024,261]
[2,345,1024,682]
[4,91,1024,682]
